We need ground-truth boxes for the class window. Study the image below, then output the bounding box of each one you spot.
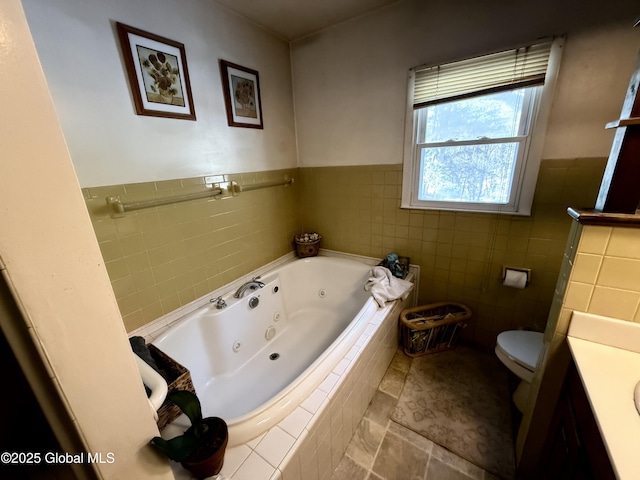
[402,39,563,214]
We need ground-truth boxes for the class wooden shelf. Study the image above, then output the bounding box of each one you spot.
[605,117,640,129]
[567,207,640,227]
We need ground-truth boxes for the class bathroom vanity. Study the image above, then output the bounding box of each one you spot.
[540,357,615,478]
[540,311,640,479]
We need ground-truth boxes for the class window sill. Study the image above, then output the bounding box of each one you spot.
[400,202,532,216]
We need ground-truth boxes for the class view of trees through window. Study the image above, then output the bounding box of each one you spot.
[417,88,533,204]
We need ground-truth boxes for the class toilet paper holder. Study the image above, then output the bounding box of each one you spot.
[501,266,531,286]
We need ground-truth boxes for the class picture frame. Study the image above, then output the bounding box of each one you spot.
[116,22,196,120]
[219,60,263,129]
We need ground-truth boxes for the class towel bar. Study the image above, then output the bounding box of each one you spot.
[105,175,294,218]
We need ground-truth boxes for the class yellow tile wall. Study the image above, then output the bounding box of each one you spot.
[85,159,606,344]
[300,158,606,348]
[562,225,640,322]
[83,169,300,331]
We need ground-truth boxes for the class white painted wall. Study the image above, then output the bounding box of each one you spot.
[543,23,640,158]
[23,0,640,186]
[1,1,172,477]
[22,0,297,187]
[291,0,640,167]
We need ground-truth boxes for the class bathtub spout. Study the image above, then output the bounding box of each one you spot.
[233,277,265,298]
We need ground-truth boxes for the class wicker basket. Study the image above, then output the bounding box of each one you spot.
[148,344,196,430]
[400,302,471,357]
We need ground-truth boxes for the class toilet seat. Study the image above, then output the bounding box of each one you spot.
[495,330,543,383]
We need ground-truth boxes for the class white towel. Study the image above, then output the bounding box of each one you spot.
[364,266,413,308]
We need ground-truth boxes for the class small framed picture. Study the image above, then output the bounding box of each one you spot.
[116,22,196,120]
[219,60,263,129]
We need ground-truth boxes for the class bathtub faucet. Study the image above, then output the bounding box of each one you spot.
[233,276,265,298]
[210,296,227,309]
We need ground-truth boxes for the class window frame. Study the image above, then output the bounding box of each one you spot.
[401,38,564,215]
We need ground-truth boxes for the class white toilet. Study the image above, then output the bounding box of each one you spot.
[495,330,544,413]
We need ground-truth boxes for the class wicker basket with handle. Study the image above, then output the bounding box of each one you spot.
[400,302,471,357]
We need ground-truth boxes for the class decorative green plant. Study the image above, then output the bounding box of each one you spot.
[151,390,226,463]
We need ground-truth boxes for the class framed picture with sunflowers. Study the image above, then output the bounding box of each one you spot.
[219,60,263,129]
[116,22,196,120]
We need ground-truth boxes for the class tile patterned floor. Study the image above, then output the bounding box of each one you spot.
[331,349,503,480]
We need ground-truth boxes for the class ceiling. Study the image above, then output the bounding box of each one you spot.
[213,0,398,40]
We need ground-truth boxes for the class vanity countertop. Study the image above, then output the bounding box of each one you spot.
[567,311,640,480]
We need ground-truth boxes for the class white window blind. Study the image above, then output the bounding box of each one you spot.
[413,41,552,108]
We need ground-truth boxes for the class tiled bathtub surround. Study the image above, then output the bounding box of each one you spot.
[83,168,299,331]
[163,274,412,480]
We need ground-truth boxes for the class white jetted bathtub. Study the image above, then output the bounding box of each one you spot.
[152,253,415,478]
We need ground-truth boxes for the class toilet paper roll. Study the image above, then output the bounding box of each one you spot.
[503,269,527,289]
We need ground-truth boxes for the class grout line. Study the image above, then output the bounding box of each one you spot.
[367,418,391,478]
[423,442,432,480]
